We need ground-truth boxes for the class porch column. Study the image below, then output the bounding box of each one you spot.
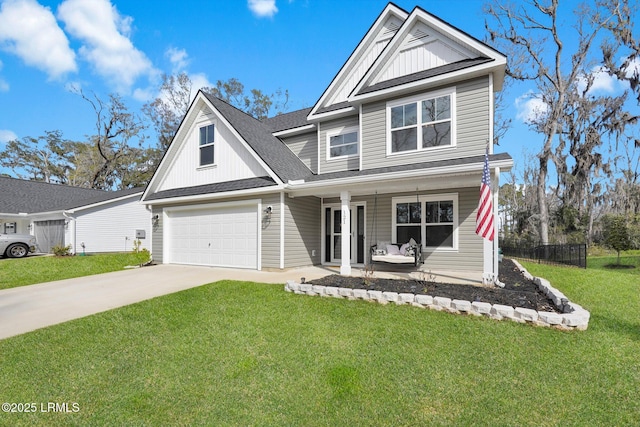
[340,191,351,276]
[493,167,501,279]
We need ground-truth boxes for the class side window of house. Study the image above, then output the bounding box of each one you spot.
[389,91,453,154]
[393,195,457,249]
[199,124,215,166]
[328,130,358,159]
[3,222,16,234]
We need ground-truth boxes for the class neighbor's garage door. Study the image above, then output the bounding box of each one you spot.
[166,203,259,269]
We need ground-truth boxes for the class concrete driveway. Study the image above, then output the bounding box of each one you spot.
[0,264,335,340]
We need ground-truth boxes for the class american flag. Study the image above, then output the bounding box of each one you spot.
[476,147,494,241]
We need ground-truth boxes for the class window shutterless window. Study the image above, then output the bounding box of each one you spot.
[199,124,215,166]
[392,194,458,250]
[327,127,359,159]
[388,89,454,154]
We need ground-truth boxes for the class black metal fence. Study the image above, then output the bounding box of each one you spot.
[501,243,587,268]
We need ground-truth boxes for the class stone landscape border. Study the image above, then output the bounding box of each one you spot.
[285,260,590,330]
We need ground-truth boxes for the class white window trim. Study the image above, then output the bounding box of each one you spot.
[326,126,359,161]
[197,123,216,168]
[386,87,457,157]
[391,193,458,252]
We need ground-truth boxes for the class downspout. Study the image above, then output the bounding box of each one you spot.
[62,211,76,255]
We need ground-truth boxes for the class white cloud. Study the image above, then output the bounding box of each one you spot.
[190,72,213,95]
[624,56,640,80]
[0,0,77,80]
[577,66,619,95]
[165,47,189,73]
[0,60,7,91]
[515,92,548,124]
[0,129,18,143]
[248,0,278,18]
[57,0,155,92]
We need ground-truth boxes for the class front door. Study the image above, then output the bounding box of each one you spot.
[324,205,365,264]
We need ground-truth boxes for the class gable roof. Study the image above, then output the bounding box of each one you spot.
[350,5,506,101]
[202,94,312,183]
[307,3,409,120]
[307,3,506,119]
[0,176,140,215]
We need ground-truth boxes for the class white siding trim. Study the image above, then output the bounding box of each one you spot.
[489,73,494,154]
[359,104,364,171]
[280,191,285,269]
[317,123,322,175]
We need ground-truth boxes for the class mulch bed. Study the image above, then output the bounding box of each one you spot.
[309,258,560,313]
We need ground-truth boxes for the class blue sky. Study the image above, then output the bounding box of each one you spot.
[0,0,635,181]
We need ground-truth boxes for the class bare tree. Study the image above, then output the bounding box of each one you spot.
[142,72,193,153]
[74,88,148,190]
[485,0,617,244]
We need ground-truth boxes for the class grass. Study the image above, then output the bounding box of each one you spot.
[0,253,147,290]
[0,257,638,425]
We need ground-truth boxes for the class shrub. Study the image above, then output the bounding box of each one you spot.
[601,214,640,265]
[132,239,151,266]
[51,244,72,257]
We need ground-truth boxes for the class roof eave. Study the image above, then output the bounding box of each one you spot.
[272,124,317,137]
[143,183,285,206]
[349,60,506,104]
[307,106,357,123]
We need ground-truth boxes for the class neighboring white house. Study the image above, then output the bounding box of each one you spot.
[0,177,151,255]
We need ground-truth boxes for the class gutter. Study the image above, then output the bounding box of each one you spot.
[284,157,513,191]
[141,183,286,206]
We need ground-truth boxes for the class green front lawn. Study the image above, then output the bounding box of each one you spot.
[0,253,147,290]
[0,258,638,425]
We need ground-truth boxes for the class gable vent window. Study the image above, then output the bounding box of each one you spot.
[388,89,455,155]
[199,124,215,166]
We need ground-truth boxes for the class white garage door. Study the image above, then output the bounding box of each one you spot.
[166,203,259,269]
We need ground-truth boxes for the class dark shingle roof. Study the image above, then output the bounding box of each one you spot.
[0,177,143,214]
[263,107,313,133]
[144,177,277,201]
[203,94,312,183]
[356,57,494,96]
[315,101,354,115]
[65,187,143,210]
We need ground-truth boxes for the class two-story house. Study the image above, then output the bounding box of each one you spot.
[141,3,513,280]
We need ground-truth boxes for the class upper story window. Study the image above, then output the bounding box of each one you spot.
[199,124,215,166]
[388,88,455,155]
[327,127,359,159]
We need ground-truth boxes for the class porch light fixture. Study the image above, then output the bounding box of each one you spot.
[264,206,272,219]
[152,214,160,227]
